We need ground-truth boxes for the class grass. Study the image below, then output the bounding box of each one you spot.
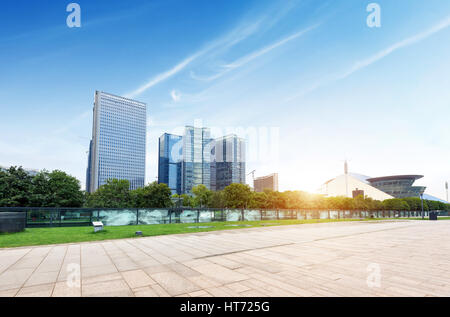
[0,217,441,248]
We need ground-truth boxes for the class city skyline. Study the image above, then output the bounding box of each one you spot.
[1,1,450,200]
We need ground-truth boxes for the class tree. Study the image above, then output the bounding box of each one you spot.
[85,179,132,208]
[208,191,226,208]
[30,170,84,207]
[132,182,172,208]
[172,194,195,208]
[0,167,33,207]
[383,198,410,211]
[401,197,422,211]
[326,196,355,210]
[223,183,252,208]
[192,185,213,208]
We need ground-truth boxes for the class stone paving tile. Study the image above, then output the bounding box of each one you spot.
[82,279,133,297]
[121,269,155,289]
[0,288,19,297]
[24,270,59,287]
[82,264,118,279]
[133,286,159,297]
[191,263,248,284]
[16,283,54,297]
[52,281,81,297]
[150,271,201,296]
[0,268,34,291]
[1,220,450,297]
[82,272,122,285]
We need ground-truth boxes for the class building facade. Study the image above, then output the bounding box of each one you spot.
[367,175,426,198]
[158,133,182,195]
[181,126,213,194]
[87,91,147,193]
[254,173,279,192]
[213,135,246,191]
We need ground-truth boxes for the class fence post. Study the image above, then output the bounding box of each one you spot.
[197,210,200,223]
[136,209,139,225]
[169,210,172,224]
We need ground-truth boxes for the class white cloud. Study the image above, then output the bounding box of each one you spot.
[190,24,320,82]
[285,14,450,103]
[170,90,181,102]
[338,15,450,80]
[124,2,302,98]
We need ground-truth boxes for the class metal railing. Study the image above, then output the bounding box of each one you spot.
[0,207,439,228]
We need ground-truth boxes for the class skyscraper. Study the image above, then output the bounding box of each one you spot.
[86,91,147,193]
[213,135,246,191]
[158,133,182,195]
[181,126,213,194]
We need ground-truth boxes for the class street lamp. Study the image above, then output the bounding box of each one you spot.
[420,193,424,220]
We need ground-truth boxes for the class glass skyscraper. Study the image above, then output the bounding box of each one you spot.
[158,133,182,195]
[86,91,147,193]
[181,126,213,194]
[212,134,246,191]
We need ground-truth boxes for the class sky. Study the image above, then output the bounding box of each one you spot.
[0,0,449,200]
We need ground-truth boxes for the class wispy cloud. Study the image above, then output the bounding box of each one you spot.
[124,20,263,99]
[285,15,450,103]
[338,15,450,80]
[125,53,200,99]
[125,2,303,98]
[192,24,320,82]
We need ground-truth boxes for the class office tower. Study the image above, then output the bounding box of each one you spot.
[87,91,147,193]
[213,135,246,191]
[181,126,213,194]
[254,173,279,192]
[158,133,182,195]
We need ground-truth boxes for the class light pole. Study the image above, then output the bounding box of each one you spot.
[420,193,424,220]
[446,181,448,203]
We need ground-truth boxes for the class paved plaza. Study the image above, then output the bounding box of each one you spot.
[0,220,449,297]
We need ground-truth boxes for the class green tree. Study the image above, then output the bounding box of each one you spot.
[85,179,132,208]
[172,194,195,208]
[207,191,226,208]
[192,184,213,208]
[383,198,410,211]
[401,197,422,211]
[132,182,172,208]
[223,183,252,208]
[0,167,33,207]
[326,196,355,210]
[30,170,84,207]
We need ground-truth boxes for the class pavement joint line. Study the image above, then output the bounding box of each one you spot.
[51,244,69,297]
[19,246,53,293]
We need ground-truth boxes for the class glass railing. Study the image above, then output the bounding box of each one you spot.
[0,207,441,228]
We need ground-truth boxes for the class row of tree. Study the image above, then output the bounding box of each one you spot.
[1,167,449,211]
[173,183,450,212]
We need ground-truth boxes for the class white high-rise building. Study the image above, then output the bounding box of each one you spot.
[86,91,147,193]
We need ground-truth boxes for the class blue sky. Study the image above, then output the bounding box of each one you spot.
[1,0,449,200]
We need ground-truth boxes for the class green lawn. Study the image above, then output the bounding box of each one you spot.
[1,217,446,248]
